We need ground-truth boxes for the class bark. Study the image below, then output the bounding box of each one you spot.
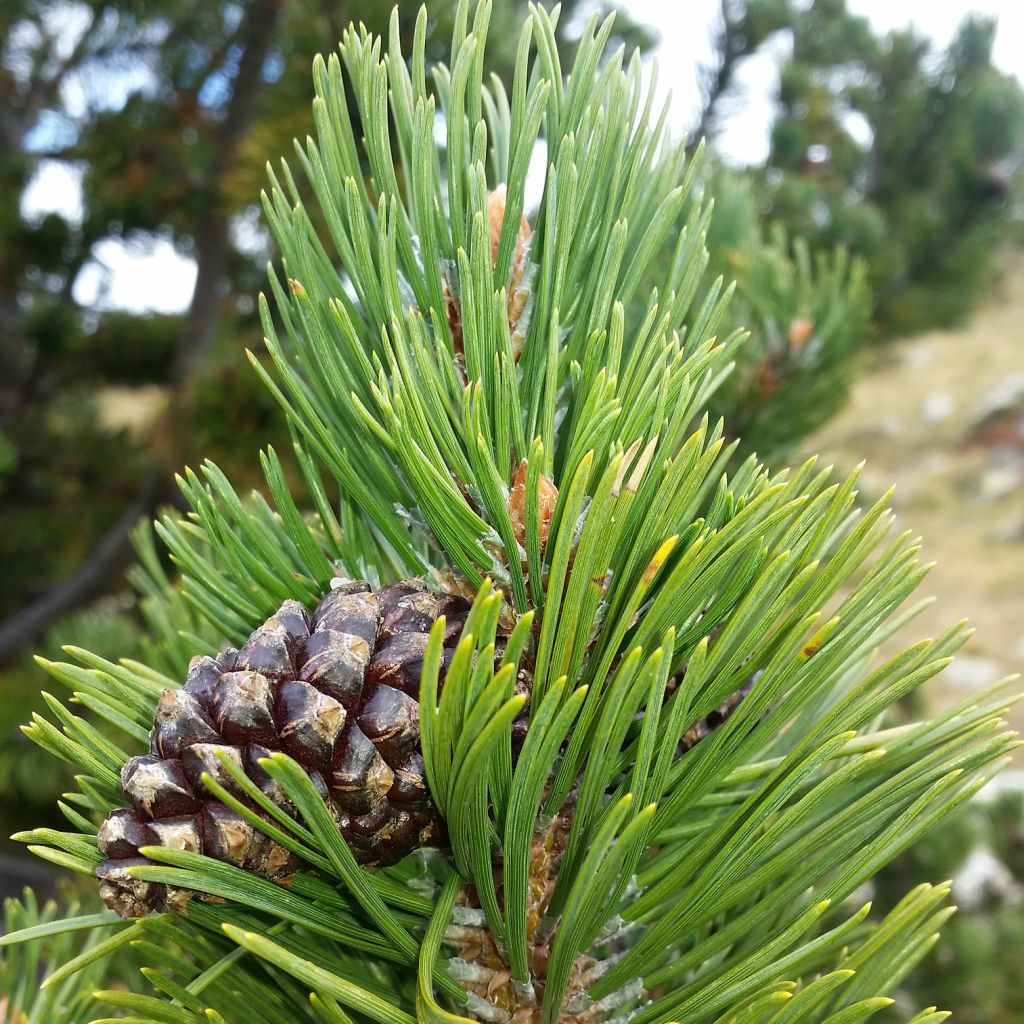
[174,0,281,381]
[0,294,36,429]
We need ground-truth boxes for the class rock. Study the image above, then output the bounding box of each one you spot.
[921,391,954,425]
[974,373,1024,421]
[953,845,1022,910]
[919,451,951,476]
[965,374,1024,449]
[880,414,905,438]
[989,517,1024,543]
[943,654,1002,691]
[904,342,935,369]
[977,458,1024,501]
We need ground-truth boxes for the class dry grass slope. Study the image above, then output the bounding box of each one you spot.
[802,249,1024,738]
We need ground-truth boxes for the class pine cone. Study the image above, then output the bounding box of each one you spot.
[96,578,524,918]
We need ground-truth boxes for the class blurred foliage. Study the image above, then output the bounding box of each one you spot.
[875,786,1024,1024]
[1,392,149,614]
[0,597,144,848]
[724,0,1024,337]
[702,167,871,461]
[0,888,142,1020]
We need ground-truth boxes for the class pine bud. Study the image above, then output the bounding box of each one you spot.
[788,317,815,351]
[508,459,558,549]
[445,186,533,363]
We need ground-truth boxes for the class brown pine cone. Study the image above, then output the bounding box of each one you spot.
[96,578,523,918]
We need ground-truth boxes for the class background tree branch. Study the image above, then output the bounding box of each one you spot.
[0,0,283,663]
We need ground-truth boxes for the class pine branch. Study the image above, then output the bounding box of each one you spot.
[0,889,137,1022]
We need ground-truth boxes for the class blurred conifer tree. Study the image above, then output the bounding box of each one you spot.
[697,1,1024,337]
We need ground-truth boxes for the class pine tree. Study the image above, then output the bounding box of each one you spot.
[0,0,650,845]
[701,169,871,462]
[3,5,1018,1023]
[754,2,1024,337]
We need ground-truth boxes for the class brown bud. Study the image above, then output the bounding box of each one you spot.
[788,317,814,351]
[754,356,782,400]
[508,459,558,549]
[446,186,533,363]
[488,186,533,352]
[445,278,465,360]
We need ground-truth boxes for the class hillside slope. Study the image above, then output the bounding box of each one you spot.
[802,251,1024,732]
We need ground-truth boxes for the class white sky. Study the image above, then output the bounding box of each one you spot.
[19,0,1024,315]
[633,0,1024,164]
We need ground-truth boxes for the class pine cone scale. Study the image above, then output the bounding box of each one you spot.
[299,629,372,709]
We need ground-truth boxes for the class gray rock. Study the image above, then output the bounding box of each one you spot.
[977,459,1024,501]
[921,391,955,425]
[943,654,1002,691]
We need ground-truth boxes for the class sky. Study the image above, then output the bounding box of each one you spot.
[19,0,1024,316]
[632,0,1024,164]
